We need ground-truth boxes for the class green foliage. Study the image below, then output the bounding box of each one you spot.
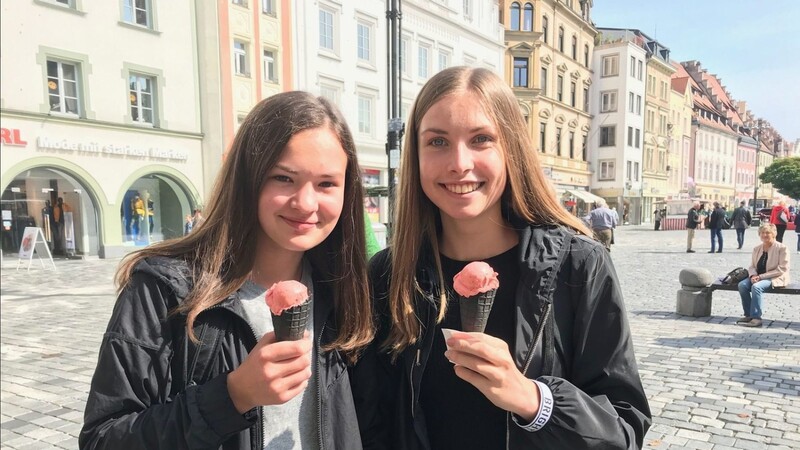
[759,157,800,199]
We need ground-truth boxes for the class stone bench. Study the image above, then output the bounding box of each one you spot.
[676,268,800,317]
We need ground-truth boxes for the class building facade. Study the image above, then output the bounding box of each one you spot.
[589,28,647,224]
[668,66,693,199]
[501,0,596,215]
[1,0,204,258]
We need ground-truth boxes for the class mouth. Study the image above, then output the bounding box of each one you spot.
[441,182,484,195]
[281,216,318,230]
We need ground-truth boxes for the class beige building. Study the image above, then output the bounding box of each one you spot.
[501,0,597,212]
[668,66,693,197]
[641,37,675,221]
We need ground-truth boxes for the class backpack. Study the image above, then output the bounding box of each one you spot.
[722,267,749,285]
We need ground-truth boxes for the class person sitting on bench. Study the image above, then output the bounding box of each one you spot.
[737,223,791,328]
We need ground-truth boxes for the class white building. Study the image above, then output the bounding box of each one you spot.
[589,28,648,224]
[1,0,204,258]
[292,0,504,223]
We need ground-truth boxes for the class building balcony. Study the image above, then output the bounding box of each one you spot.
[505,29,543,44]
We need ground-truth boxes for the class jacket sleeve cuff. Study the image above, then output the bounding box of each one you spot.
[193,372,257,438]
[511,380,553,432]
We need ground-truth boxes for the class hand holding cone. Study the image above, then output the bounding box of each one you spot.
[453,261,499,333]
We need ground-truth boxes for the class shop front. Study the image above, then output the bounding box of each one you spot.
[1,117,204,259]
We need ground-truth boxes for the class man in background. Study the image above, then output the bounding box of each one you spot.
[685,201,702,253]
[587,199,617,251]
[730,201,752,249]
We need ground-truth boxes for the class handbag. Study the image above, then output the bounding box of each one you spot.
[722,267,749,285]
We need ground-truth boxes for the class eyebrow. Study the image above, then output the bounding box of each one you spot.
[420,126,493,135]
[274,164,342,178]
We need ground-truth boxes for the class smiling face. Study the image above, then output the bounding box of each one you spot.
[759,228,776,245]
[417,90,507,225]
[256,126,348,255]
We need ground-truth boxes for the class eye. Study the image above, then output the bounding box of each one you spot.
[473,135,494,144]
[271,175,292,183]
[319,181,338,188]
[429,137,447,147]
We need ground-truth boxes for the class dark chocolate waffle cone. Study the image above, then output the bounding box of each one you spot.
[459,289,496,333]
[272,300,310,341]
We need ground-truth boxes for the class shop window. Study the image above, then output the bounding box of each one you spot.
[122,174,195,245]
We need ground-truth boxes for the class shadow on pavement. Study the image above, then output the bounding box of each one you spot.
[652,330,799,350]
[727,365,800,398]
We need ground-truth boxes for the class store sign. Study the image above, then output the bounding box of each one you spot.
[0,128,28,146]
[36,136,188,161]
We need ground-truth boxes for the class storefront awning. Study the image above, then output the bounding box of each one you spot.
[567,189,605,204]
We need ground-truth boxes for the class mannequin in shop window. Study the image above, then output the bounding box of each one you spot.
[147,198,155,237]
[52,197,66,253]
[131,194,145,239]
[42,200,55,248]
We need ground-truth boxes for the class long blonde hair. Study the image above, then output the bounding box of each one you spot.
[116,92,373,362]
[385,66,591,357]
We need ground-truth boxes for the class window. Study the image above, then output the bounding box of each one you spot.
[509,2,520,30]
[438,51,450,72]
[232,0,246,5]
[399,38,410,76]
[123,0,151,28]
[600,126,615,146]
[570,81,576,107]
[357,94,373,135]
[636,95,642,115]
[261,0,275,14]
[630,56,636,77]
[319,8,335,51]
[233,40,249,76]
[584,44,589,67]
[129,73,155,125]
[600,91,617,112]
[262,49,276,82]
[581,135,587,161]
[540,67,547,95]
[513,57,528,87]
[463,0,472,19]
[571,35,577,59]
[55,0,75,7]
[357,22,371,62]
[637,60,643,80]
[558,27,564,52]
[627,126,633,146]
[583,87,588,111]
[319,81,341,104]
[555,127,562,156]
[569,132,575,159]
[602,55,618,76]
[599,160,615,180]
[522,3,533,31]
[635,128,640,148]
[557,75,564,101]
[626,161,632,180]
[418,45,430,78]
[539,122,546,152]
[628,92,634,113]
[46,60,80,115]
[542,16,548,43]
[634,162,639,181]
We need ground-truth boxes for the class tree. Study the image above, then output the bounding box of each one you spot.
[759,157,800,200]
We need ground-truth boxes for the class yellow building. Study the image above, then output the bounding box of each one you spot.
[668,65,693,198]
[501,0,596,208]
[641,37,675,221]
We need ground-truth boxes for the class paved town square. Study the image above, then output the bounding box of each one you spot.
[1,226,799,450]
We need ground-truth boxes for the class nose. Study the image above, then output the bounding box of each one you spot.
[291,182,318,212]
[448,141,474,174]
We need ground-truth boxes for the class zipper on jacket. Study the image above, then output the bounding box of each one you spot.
[316,321,326,450]
[507,301,552,449]
[410,348,421,419]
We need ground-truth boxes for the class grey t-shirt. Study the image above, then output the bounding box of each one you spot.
[237,260,319,450]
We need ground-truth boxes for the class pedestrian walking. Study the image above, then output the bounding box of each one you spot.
[653,208,662,231]
[737,223,791,328]
[350,66,651,450]
[589,200,618,251]
[769,200,790,243]
[80,92,373,449]
[708,201,726,253]
[686,201,702,253]
[731,201,753,249]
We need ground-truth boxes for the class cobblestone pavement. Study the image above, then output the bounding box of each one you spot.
[1,226,799,449]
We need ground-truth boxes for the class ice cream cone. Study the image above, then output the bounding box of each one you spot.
[271,300,311,341]
[459,289,496,333]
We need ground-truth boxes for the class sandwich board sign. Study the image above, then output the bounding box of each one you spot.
[17,227,56,271]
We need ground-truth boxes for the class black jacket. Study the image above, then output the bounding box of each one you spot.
[708,207,727,229]
[80,256,362,450]
[351,225,651,450]
[686,208,700,229]
[730,207,752,229]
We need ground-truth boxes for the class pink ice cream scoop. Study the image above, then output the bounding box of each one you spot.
[453,261,499,297]
[265,280,309,315]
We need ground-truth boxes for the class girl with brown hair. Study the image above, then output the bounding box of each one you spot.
[81,91,372,449]
[351,67,650,449]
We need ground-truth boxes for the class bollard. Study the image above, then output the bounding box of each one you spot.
[676,268,715,317]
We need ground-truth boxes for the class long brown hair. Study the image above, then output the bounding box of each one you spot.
[115,91,373,361]
[385,66,591,357]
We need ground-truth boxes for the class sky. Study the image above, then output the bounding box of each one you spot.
[592,0,800,143]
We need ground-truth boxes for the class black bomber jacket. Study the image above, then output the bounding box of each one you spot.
[80,256,362,450]
[350,224,652,450]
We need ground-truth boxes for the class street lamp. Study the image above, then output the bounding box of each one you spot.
[385,0,404,238]
[751,119,762,217]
